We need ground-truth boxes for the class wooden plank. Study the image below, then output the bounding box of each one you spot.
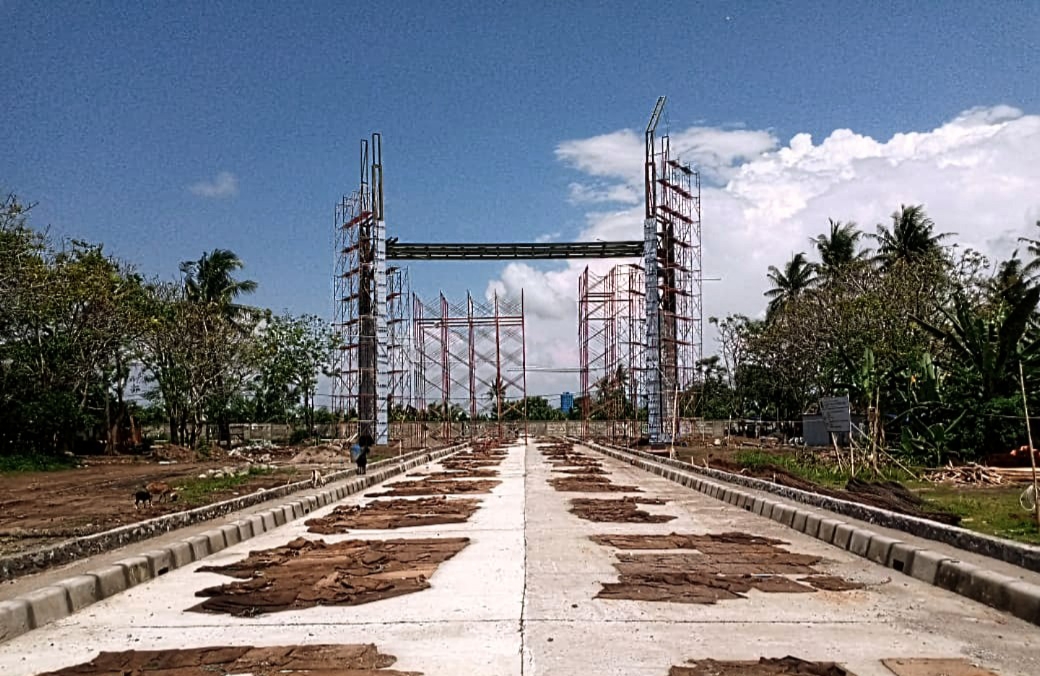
[882,658,1000,676]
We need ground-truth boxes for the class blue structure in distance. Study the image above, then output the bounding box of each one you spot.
[560,392,574,414]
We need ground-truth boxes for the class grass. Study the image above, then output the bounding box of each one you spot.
[911,484,1040,545]
[733,450,1040,545]
[0,453,78,474]
[174,466,293,506]
[732,449,915,487]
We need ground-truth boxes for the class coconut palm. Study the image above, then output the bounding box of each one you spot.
[179,248,257,316]
[764,252,816,319]
[871,205,951,269]
[810,219,865,277]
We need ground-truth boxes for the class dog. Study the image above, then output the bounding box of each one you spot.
[310,469,326,488]
[145,481,176,503]
[134,490,152,509]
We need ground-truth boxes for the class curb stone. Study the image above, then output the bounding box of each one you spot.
[0,442,465,645]
[581,438,1040,628]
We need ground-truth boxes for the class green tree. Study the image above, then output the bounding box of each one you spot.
[872,204,951,269]
[764,252,816,319]
[811,219,865,279]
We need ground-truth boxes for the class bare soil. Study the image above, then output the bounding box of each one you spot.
[191,536,469,616]
[0,456,298,556]
[593,532,863,604]
[671,656,855,676]
[569,497,675,523]
[38,644,420,676]
[548,475,643,493]
[553,467,608,474]
[366,479,500,498]
[306,497,482,533]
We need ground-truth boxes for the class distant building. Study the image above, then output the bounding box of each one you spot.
[560,392,574,414]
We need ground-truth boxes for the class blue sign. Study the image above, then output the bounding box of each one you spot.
[560,392,574,413]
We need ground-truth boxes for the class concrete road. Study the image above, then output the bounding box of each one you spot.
[1,439,1037,675]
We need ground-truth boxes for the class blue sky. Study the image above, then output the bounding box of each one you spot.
[3,1,1040,394]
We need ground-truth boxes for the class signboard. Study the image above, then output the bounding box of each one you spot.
[560,392,574,414]
[819,396,851,434]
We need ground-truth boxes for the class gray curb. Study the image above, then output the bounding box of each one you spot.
[581,439,1040,628]
[0,443,464,645]
[0,446,448,582]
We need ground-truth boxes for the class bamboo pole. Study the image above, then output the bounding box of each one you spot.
[1018,361,1040,530]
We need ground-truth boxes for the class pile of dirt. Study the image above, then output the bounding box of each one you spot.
[150,444,202,462]
[190,536,468,616]
[306,497,482,532]
[548,475,642,493]
[707,460,961,526]
[289,447,349,465]
[671,656,854,676]
[570,497,676,523]
[593,532,863,604]
[366,479,500,498]
[39,644,420,676]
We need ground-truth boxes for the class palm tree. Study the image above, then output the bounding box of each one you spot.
[486,376,507,418]
[179,249,257,448]
[179,248,258,316]
[871,205,951,269]
[810,219,865,277]
[764,252,816,319]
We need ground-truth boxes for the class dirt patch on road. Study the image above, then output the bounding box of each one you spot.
[409,469,500,479]
[593,532,863,604]
[570,497,675,523]
[306,497,482,532]
[671,656,855,676]
[366,479,500,497]
[554,466,608,474]
[190,536,468,616]
[549,475,642,493]
[38,644,420,676]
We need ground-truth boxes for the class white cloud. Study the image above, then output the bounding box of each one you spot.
[489,106,1040,397]
[189,171,239,198]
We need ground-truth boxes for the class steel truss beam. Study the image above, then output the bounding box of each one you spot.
[387,241,644,261]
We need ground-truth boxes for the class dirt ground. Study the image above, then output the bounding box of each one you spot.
[38,644,420,676]
[671,656,854,676]
[569,497,675,523]
[191,536,470,616]
[0,443,356,557]
[593,531,863,604]
[306,497,482,533]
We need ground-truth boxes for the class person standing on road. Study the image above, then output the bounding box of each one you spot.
[356,432,372,475]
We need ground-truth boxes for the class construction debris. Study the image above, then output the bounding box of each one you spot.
[924,462,1039,486]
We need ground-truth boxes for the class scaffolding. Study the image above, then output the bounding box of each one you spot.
[578,264,645,442]
[413,291,528,442]
[642,96,703,442]
[331,135,389,444]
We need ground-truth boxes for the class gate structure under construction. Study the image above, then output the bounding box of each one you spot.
[331,96,702,445]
